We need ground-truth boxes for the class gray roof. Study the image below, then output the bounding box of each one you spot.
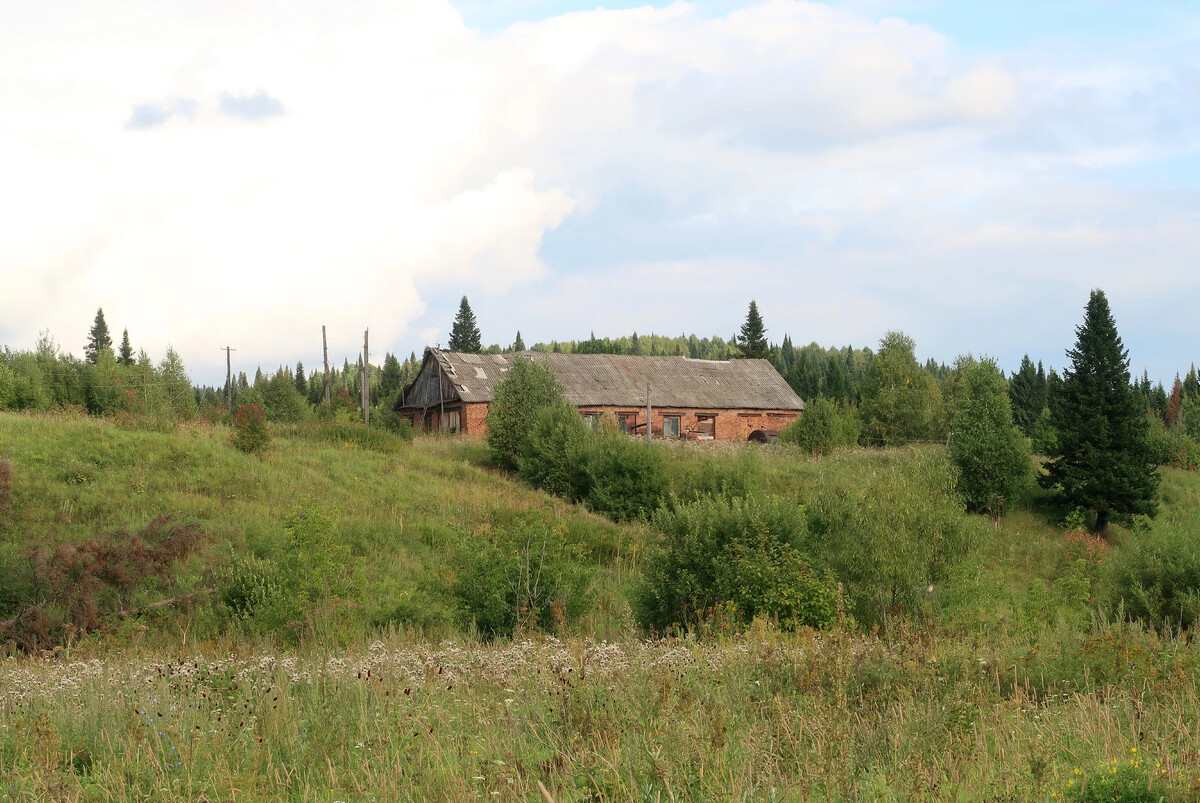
[408,349,804,411]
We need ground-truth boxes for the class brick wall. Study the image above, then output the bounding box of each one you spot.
[406,403,799,441]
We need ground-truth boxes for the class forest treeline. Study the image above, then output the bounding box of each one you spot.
[4,305,1200,465]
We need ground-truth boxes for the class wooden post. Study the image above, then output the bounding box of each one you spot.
[362,328,370,426]
[223,346,235,412]
[646,382,652,442]
[321,326,331,405]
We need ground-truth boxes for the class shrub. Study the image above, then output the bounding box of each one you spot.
[1031,407,1058,456]
[948,357,1032,515]
[778,397,859,455]
[1102,519,1200,632]
[637,494,836,632]
[230,403,270,454]
[585,428,669,521]
[803,448,975,627]
[1146,414,1199,470]
[218,550,283,621]
[452,518,593,638]
[486,357,568,471]
[0,516,207,651]
[518,403,593,501]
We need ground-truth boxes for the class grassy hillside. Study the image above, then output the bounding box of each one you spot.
[4,411,1200,800]
[0,411,645,648]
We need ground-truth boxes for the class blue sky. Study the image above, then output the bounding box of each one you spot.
[1,0,1198,386]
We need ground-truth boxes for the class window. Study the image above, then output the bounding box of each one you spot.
[662,415,681,439]
[619,413,636,434]
[582,413,600,430]
[696,414,716,440]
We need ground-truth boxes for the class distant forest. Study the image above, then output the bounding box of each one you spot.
[3,304,1200,459]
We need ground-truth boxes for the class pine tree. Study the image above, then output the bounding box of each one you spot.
[629,332,642,356]
[736,300,769,360]
[823,358,849,404]
[1040,290,1158,535]
[84,308,113,364]
[117,328,134,366]
[295,361,307,396]
[448,296,482,353]
[512,331,525,352]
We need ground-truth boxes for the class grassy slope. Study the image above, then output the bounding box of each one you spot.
[4,413,1200,800]
[0,412,644,643]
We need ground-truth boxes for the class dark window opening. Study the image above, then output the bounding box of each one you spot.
[663,415,681,439]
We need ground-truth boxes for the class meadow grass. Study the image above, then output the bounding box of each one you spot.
[4,413,1200,800]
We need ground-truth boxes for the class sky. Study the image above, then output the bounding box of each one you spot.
[2,0,1198,387]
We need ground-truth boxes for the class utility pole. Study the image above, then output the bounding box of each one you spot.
[222,347,236,412]
[362,328,370,426]
[321,326,331,405]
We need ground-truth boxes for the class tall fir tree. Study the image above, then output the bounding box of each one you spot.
[736,300,769,359]
[512,331,525,352]
[295,361,307,395]
[448,296,482,352]
[117,327,134,366]
[629,331,642,355]
[1184,364,1200,400]
[1008,355,1041,436]
[823,358,849,404]
[84,308,113,365]
[1039,290,1158,535]
[380,353,403,398]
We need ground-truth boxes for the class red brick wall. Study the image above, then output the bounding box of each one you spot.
[409,403,799,441]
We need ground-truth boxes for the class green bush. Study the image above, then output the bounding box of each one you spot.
[1146,414,1199,470]
[1031,407,1058,456]
[803,448,976,627]
[518,403,593,501]
[1102,520,1200,632]
[637,494,837,632]
[218,550,284,620]
[779,398,860,455]
[585,428,669,521]
[230,403,270,454]
[948,357,1032,515]
[452,518,593,637]
[486,357,569,472]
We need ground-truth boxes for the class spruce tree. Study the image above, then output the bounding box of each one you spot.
[513,331,525,352]
[118,328,134,366]
[295,361,307,396]
[1008,355,1040,435]
[380,353,402,398]
[448,296,482,353]
[1039,290,1158,534]
[629,331,641,356]
[85,308,113,364]
[736,300,769,359]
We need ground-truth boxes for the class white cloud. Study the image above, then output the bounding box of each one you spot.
[1,0,1197,384]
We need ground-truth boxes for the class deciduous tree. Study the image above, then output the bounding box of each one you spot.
[950,357,1031,515]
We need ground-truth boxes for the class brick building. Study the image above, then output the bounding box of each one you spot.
[395,348,805,442]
